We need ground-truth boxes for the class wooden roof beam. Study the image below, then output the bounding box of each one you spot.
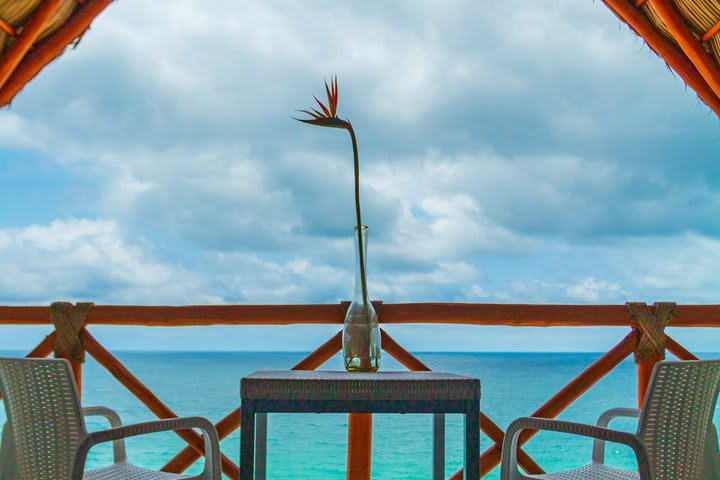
[648,0,720,99]
[0,0,113,108]
[0,0,68,91]
[603,0,720,116]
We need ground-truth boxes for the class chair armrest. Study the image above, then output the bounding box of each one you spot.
[595,408,640,428]
[82,406,126,463]
[72,417,221,480]
[500,417,653,480]
[592,408,640,463]
[83,406,123,428]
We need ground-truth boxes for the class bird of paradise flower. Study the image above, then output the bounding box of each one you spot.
[294,76,371,329]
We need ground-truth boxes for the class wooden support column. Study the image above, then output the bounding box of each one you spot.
[637,349,663,407]
[627,302,675,407]
[347,413,372,480]
[50,301,93,398]
[344,301,382,480]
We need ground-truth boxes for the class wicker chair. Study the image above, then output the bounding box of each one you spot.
[0,357,221,480]
[500,360,720,480]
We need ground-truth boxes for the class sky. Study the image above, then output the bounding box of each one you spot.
[1,0,720,352]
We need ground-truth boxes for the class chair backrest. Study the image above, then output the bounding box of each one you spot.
[0,358,86,480]
[638,360,720,480]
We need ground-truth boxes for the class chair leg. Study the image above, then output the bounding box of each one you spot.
[464,402,480,480]
[255,413,267,480]
[240,402,255,480]
[433,413,445,480]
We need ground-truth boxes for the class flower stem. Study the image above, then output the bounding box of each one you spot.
[346,124,369,314]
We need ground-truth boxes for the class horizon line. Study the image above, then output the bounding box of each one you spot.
[1,349,717,355]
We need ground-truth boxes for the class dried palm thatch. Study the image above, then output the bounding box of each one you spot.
[674,0,720,61]
[603,0,720,116]
[640,0,720,63]
[0,0,79,56]
[0,0,112,106]
[640,3,675,40]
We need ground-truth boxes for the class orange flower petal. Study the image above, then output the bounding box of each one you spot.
[325,80,336,117]
[333,76,338,109]
[314,96,331,117]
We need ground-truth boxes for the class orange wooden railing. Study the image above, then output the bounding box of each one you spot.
[0,301,717,479]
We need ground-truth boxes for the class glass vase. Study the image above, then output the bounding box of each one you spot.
[343,225,381,372]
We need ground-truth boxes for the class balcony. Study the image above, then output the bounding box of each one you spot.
[1,301,718,479]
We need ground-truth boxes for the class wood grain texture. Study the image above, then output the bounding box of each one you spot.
[3,303,720,326]
[637,349,663,408]
[347,413,372,480]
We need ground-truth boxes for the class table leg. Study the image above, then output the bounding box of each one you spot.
[433,413,445,480]
[464,401,480,480]
[240,401,256,480]
[255,413,267,480]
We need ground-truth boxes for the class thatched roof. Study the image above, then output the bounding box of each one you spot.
[604,0,720,116]
[0,0,112,107]
[0,1,719,116]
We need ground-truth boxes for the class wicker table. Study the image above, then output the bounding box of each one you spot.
[240,370,481,480]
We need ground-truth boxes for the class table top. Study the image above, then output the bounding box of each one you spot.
[241,370,480,402]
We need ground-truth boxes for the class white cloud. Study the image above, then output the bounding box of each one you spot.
[372,261,481,302]
[613,233,720,303]
[0,219,203,304]
[0,112,33,148]
[0,218,349,305]
[1,0,719,353]
[565,278,622,302]
[378,192,536,264]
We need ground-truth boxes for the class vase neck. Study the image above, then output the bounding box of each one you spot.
[353,226,368,303]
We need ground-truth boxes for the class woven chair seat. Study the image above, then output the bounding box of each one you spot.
[529,464,639,480]
[86,463,192,480]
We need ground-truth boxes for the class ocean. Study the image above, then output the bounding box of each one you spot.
[1,351,718,479]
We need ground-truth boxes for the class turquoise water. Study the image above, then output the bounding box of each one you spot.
[1,351,718,479]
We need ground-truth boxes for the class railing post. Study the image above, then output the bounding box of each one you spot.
[50,301,93,398]
[343,300,381,480]
[637,349,663,407]
[347,413,372,480]
[627,302,675,407]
